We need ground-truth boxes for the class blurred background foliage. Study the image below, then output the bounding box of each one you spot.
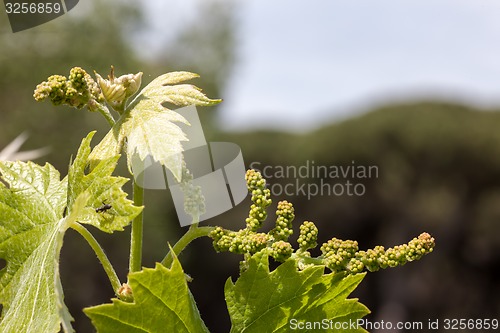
[0,0,499,332]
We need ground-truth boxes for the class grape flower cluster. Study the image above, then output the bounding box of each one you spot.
[33,66,142,118]
[179,163,206,224]
[210,169,435,274]
[33,67,104,110]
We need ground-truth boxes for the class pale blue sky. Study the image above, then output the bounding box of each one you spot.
[212,0,500,131]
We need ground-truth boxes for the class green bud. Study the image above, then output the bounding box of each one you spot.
[95,66,142,112]
[244,232,270,254]
[270,200,294,241]
[244,169,272,231]
[212,168,436,276]
[321,238,358,272]
[34,75,67,105]
[117,283,134,303]
[34,67,103,110]
[245,169,267,190]
[346,257,364,274]
[210,227,233,252]
[406,232,435,262]
[354,233,435,273]
[270,241,293,262]
[179,166,205,222]
[297,221,318,250]
[229,233,245,254]
[356,246,385,272]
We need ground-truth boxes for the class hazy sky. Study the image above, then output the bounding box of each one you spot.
[210,0,500,131]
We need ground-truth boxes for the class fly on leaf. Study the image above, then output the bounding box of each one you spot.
[95,203,112,213]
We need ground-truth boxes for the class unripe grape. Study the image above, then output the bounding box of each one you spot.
[297,221,318,250]
[270,241,293,262]
[271,200,294,241]
[244,170,271,231]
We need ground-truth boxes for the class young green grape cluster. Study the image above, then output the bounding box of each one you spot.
[321,238,359,272]
[322,232,436,274]
[211,227,269,254]
[210,169,436,275]
[270,200,294,241]
[211,170,293,262]
[244,169,272,231]
[270,241,293,262]
[179,165,206,223]
[297,221,318,251]
[345,232,435,273]
[33,67,103,110]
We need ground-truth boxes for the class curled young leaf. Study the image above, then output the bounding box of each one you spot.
[89,71,221,181]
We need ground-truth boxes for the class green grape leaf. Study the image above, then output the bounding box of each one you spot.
[89,71,221,181]
[225,252,370,333]
[0,131,140,332]
[84,255,209,333]
[0,160,76,332]
[68,131,142,233]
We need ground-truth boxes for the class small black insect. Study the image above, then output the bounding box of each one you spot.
[95,203,112,213]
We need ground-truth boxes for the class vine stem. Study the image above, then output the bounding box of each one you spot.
[129,181,144,273]
[291,252,325,266]
[161,223,215,268]
[90,101,115,127]
[71,222,121,295]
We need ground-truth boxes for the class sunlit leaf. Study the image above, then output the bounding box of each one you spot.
[0,132,140,332]
[89,71,221,181]
[68,131,142,233]
[225,252,370,333]
[0,160,73,332]
[84,255,209,333]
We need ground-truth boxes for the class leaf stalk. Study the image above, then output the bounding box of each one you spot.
[71,222,122,295]
[161,224,215,268]
[129,181,144,273]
